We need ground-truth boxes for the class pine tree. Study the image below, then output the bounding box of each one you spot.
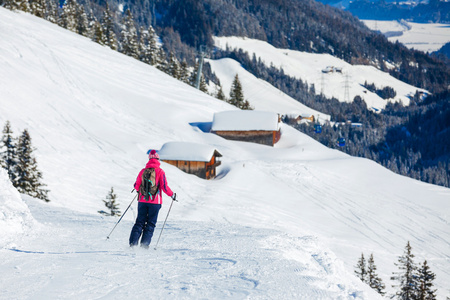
[60,0,78,32]
[367,253,386,296]
[15,129,49,202]
[355,253,367,282]
[229,74,252,110]
[179,60,190,84]
[156,47,168,73]
[189,61,199,87]
[138,26,151,64]
[0,121,17,184]
[102,3,118,51]
[216,85,227,101]
[147,25,159,66]
[99,187,121,216]
[199,74,208,93]
[75,2,89,37]
[229,74,244,106]
[167,51,180,79]
[15,0,30,12]
[92,20,107,46]
[417,260,437,300]
[120,9,139,59]
[45,0,59,24]
[30,0,46,18]
[391,241,419,299]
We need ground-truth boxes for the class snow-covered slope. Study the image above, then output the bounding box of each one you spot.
[213,36,427,111]
[207,58,331,122]
[1,8,449,299]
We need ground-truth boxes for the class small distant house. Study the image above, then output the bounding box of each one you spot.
[158,142,222,180]
[297,114,315,123]
[322,66,343,73]
[211,110,281,146]
[283,113,315,125]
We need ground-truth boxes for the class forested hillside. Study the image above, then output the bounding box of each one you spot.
[118,0,448,93]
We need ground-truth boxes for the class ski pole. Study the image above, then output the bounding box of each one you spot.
[106,193,138,240]
[154,196,177,250]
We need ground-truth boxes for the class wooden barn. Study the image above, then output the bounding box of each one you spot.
[158,142,222,180]
[211,110,281,146]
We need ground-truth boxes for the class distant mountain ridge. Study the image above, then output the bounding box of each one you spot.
[346,0,450,23]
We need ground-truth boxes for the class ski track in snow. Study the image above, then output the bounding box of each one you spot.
[0,197,373,300]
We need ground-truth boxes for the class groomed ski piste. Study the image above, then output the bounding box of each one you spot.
[1,8,449,300]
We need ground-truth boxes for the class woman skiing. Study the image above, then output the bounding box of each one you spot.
[129,150,176,248]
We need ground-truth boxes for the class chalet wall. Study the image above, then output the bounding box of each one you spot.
[163,156,221,180]
[213,130,280,146]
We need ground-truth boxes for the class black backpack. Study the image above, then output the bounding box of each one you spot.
[139,168,159,201]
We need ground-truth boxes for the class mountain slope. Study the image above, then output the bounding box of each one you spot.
[206,57,330,121]
[1,8,449,299]
[212,36,426,111]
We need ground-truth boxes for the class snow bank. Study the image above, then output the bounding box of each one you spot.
[211,110,280,131]
[0,168,36,248]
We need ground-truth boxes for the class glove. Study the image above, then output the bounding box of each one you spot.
[171,193,177,201]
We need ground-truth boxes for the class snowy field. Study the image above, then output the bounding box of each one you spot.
[1,8,449,299]
[212,36,426,112]
[363,20,450,53]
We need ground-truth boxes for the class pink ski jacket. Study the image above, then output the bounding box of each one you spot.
[134,159,173,204]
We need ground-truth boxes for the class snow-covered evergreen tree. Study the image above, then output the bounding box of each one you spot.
[391,241,419,299]
[417,260,437,300]
[189,61,199,87]
[120,9,139,59]
[12,0,31,12]
[147,25,159,66]
[12,0,30,12]
[60,0,78,32]
[45,0,59,24]
[367,253,386,296]
[92,20,107,46]
[99,187,121,216]
[0,121,17,184]
[355,253,367,282]
[75,2,89,37]
[156,47,168,73]
[15,129,49,202]
[167,51,181,79]
[102,3,118,51]
[199,74,208,93]
[138,26,151,64]
[179,60,190,84]
[30,0,46,18]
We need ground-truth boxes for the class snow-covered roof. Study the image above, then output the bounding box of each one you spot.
[158,142,221,162]
[211,110,280,132]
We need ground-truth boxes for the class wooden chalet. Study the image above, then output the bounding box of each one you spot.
[211,110,281,146]
[158,142,222,180]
